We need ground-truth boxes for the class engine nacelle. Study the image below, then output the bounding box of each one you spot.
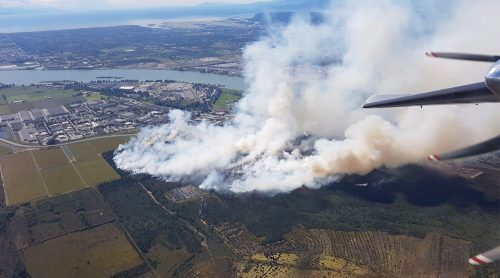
[485,60,500,96]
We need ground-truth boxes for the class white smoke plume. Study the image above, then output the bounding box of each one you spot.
[114,0,500,194]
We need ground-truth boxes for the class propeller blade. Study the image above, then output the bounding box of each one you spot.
[469,245,500,266]
[426,52,500,62]
[428,135,500,161]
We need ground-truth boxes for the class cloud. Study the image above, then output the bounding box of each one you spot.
[114,0,500,195]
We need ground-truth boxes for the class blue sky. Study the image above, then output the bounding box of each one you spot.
[0,0,274,9]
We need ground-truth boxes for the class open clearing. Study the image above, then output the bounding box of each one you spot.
[213,88,242,110]
[0,137,129,206]
[23,223,143,278]
[0,86,78,104]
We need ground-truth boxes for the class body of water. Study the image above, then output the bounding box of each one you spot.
[0,69,246,91]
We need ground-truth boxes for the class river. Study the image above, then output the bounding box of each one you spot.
[0,69,246,91]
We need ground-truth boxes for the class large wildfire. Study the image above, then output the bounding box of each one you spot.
[114,0,500,195]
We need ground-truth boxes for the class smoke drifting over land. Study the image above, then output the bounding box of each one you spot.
[114,0,500,194]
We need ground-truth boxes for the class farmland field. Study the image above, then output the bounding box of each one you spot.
[0,151,37,177]
[32,148,69,168]
[213,88,242,110]
[40,164,84,195]
[284,227,472,277]
[0,137,129,206]
[68,137,129,185]
[23,223,143,278]
[69,136,130,160]
[74,158,120,186]
[67,141,95,161]
[146,244,192,276]
[0,151,48,205]
[0,86,78,104]
[2,172,47,205]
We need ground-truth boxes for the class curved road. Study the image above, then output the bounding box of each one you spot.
[0,133,136,152]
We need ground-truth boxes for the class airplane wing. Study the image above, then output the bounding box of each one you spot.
[363,82,500,108]
[428,135,500,161]
[469,245,500,265]
[426,52,500,62]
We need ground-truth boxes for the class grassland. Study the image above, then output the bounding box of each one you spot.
[213,88,243,110]
[0,86,84,115]
[0,86,78,104]
[23,223,143,278]
[85,92,106,101]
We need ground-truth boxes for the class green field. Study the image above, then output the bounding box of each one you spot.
[0,137,129,206]
[86,136,130,154]
[74,158,120,186]
[0,86,84,115]
[3,172,47,205]
[0,152,47,205]
[0,151,37,177]
[40,164,85,195]
[0,86,78,104]
[23,224,143,278]
[213,88,243,110]
[68,137,129,186]
[68,137,130,161]
[32,148,69,168]
[85,92,106,101]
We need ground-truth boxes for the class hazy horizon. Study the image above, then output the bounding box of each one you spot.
[0,0,274,10]
[0,0,331,33]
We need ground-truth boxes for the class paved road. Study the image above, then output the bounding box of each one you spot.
[0,133,136,152]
